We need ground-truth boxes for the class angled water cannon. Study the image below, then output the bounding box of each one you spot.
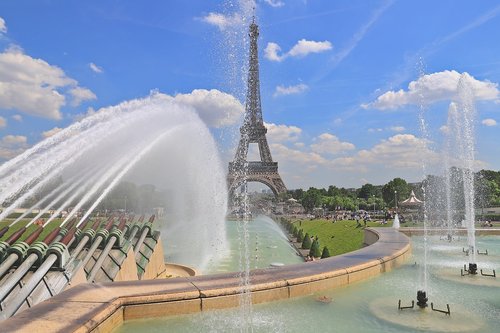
[0,226,29,262]
[72,216,116,276]
[0,226,59,304]
[126,215,144,241]
[87,215,129,282]
[122,214,138,238]
[55,217,78,243]
[0,226,43,278]
[0,225,10,238]
[68,218,99,258]
[133,214,155,256]
[0,224,78,319]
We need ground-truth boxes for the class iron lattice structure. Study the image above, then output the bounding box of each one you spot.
[227,20,287,197]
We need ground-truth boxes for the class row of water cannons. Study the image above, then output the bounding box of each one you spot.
[0,213,155,319]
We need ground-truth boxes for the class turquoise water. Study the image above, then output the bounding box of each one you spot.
[206,215,303,274]
[116,225,499,333]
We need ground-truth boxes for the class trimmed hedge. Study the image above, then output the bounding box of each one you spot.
[302,232,312,249]
[297,229,304,243]
[321,246,331,258]
[309,239,321,257]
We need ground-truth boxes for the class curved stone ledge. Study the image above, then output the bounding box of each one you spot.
[1,227,410,333]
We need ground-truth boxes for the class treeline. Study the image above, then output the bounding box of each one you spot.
[14,180,167,214]
[285,168,500,213]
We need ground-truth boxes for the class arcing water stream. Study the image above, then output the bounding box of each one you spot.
[0,92,228,271]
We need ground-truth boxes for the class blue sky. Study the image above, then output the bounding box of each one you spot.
[0,0,499,190]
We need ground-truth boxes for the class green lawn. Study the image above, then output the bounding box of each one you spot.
[0,218,68,243]
[0,218,98,243]
[290,218,393,257]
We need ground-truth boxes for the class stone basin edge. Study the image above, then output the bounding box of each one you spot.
[1,227,412,333]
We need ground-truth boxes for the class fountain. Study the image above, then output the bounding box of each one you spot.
[0,93,228,272]
[110,66,500,333]
[393,213,400,229]
[1,3,499,333]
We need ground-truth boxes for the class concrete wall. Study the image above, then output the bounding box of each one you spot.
[141,239,166,280]
[1,228,411,333]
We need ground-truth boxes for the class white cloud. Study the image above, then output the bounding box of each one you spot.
[69,87,97,106]
[265,122,302,143]
[439,125,449,133]
[89,62,103,73]
[482,118,497,126]
[273,83,308,97]
[42,127,63,138]
[368,128,383,133]
[1,135,26,145]
[200,12,242,30]
[335,134,437,169]
[264,0,285,7]
[289,39,332,57]
[12,114,22,122]
[310,133,355,155]
[173,89,244,128]
[264,39,332,62]
[0,46,97,119]
[294,142,305,148]
[264,42,283,62]
[365,71,499,110]
[390,126,405,132]
[0,135,28,159]
[0,116,6,128]
[271,143,328,165]
[0,17,6,34]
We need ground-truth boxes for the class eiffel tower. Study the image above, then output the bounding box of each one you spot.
[227,19,287,197]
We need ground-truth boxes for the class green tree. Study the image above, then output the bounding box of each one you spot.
[289,188,304,200]
[321,246,331,259]
[302,232,312,249]
[309,239,321,257]
[357,183,376,199]
[301,188,322,213]
[297,229,304,243]
[382,178,410,207]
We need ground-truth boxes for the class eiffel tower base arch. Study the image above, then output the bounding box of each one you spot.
[227,172,287,198]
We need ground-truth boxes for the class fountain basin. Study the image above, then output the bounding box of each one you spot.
[0,227,410,332]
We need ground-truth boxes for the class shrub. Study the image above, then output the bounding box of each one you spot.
[309,239,321,258]
[482,214,500,221]
[292,226,298,237]
[321,246,331,259]
[302,232,312,249]
[297,229,304,243]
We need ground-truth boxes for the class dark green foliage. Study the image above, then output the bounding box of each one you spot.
[321,246,331,258]
[297,229,304,243]
[292,226,299,237]
[382,178,410,207]
[301,187,323,213]
[301,232,312,249]
[309,239,321,257]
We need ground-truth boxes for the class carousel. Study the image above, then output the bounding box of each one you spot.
[399,190,423,223]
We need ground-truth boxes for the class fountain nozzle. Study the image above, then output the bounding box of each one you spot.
[416,290,428,308]
[468,263,477,275]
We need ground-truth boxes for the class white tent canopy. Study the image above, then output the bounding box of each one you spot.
[400,190,423,206]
